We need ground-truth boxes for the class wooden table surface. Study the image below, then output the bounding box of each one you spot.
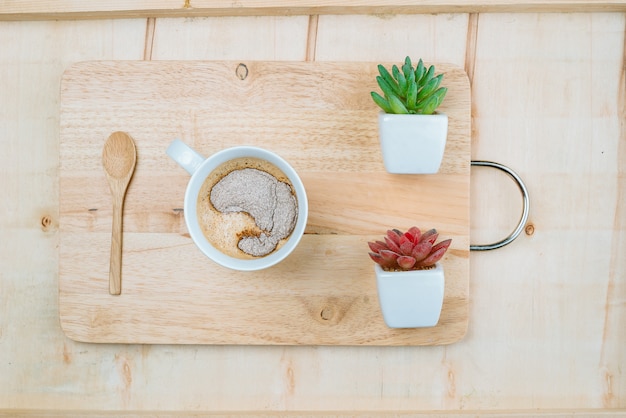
[0,3,624,416]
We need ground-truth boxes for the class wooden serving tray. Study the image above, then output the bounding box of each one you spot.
[59,60,470,345]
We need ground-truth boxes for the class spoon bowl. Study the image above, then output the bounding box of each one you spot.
[102,131,137,295]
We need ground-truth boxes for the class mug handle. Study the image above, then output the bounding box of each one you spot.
[166,139,205,175]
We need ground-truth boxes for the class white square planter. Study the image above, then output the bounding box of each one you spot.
[378,112,448,174]
[375,263,445,328]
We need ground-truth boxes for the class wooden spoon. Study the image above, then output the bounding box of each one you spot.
[102,131,137,295]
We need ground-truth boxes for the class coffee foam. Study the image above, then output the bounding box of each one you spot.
[196,157,295,259]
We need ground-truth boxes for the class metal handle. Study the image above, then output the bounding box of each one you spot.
[470,161,530,251]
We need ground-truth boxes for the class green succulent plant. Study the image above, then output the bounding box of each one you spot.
[371,57,447,115]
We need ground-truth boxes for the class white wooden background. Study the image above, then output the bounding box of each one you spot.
[0,5,624,416]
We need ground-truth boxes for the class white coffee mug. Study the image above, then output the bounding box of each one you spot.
[166,139,308,271]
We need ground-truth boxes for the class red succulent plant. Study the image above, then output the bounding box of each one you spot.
[368,226,452,271]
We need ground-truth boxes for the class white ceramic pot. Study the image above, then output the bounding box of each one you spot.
[374,263,445,328]
[378,112,448,174]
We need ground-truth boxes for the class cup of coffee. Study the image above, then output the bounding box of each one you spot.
[166,139,308,271]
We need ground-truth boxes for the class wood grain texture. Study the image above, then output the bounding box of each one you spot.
[1,0,625,20]
[2,410,626,417]
[2,11,625,415]
[58,60,471,345]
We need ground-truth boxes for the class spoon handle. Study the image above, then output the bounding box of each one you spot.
[109,196,124,295]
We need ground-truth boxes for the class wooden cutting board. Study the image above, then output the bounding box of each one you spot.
[59,60,471,345]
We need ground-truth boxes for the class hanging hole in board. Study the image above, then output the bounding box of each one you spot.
[236,63,248,80]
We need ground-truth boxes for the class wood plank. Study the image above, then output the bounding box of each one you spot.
[58,60,471,345]
[2,410,626,417]
[467,11,626,410]
[149,16,311,61]
[314,14,469,64]
[1,0,625,20]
